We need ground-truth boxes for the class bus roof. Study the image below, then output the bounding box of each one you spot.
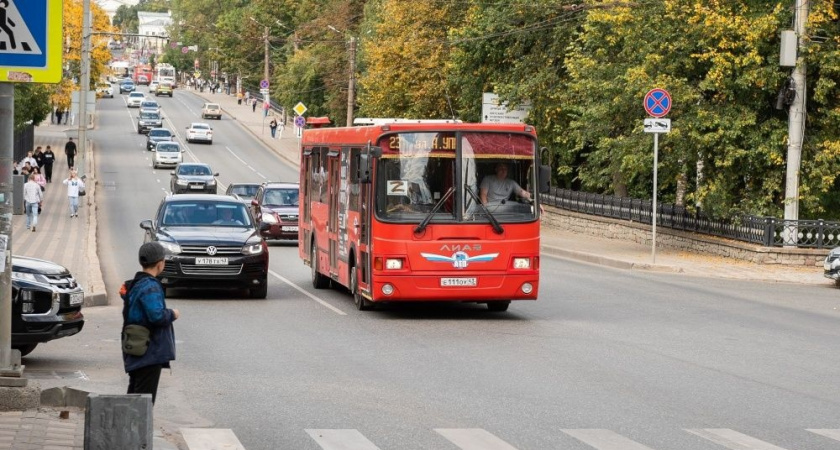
[301,122,536,147]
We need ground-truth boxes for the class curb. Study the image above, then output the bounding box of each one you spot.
[541,244,684,273]
[84,134,108,307]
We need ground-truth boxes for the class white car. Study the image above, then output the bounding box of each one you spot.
[185,122,213,145]
[140,100,161,114]
[127,92,145,108]
[149,81,160,94]
[153,141,183,169]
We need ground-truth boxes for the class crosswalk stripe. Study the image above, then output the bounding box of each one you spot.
[434,428,519,450]
[561,429,656,450]
[181,428,246,450]
[305,429,381,450]
[685,428,788,450]
[807,429,840,442]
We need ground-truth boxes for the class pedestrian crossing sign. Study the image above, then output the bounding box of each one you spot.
[0,0,63,83]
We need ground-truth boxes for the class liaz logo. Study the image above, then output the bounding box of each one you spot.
[420,251,498,269]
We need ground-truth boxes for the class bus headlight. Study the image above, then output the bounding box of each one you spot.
[513,258,531,269]
[385,258,403,270]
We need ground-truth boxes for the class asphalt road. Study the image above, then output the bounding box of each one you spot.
[25,87,840,450]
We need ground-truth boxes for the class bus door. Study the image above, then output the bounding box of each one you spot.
[327,150,340,275]
[301,148,313,257]
[350,147,371,292]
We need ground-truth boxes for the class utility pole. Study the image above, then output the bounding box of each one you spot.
[347,36,356,127]
[76,0,92,178]
[263,25,269,85]
[0,84,16,375]
[784,0,809,229]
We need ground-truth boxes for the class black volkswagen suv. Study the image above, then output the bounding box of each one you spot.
[140,195,269,298]
[12,256,85,356]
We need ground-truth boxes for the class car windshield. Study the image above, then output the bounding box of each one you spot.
[129,93,144,98]
[178,165,211,176]
[161,201,251,227]
[263,188,299,206]
[141,102,158,107]
[205,104,219,110]
[140,112,160,119]
[157,144,179,153]
[191,124,210,130]
[148,129,171,138]
[230,185,259,199]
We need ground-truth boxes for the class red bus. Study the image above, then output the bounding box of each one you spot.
[299,122,550,311]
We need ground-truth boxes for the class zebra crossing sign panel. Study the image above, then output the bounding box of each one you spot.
[0,0,63,83]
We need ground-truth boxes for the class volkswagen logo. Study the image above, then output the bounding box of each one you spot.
[206,246,218,256]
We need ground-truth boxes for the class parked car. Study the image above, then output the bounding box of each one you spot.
[170,163,218,194]
[12,256,85,357]
[146,128,174,151]
[140,195,269,298]
[185,122,213,144]
[201,103,222,120]
[140,100,161,114]
[96,82,114,98]
[225,183,261,203]
[153,141,183,169]
[137,110,163,134]
[119,80,135,94]
[250,182,300,242]
[127,91,145,107]
[824,247,840,287]
[156,82,173,97]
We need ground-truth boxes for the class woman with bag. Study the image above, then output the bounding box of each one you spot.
[33,167,46,191]
[62,169,85,218]
[121,242,180,404]
[269,117,278,138]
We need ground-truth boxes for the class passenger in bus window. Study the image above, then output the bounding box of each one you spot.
[479,162,532,204]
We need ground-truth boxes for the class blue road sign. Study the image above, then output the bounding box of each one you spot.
[0,0,63,83]
[260,79,269,89]
[644,88,672,118]
[294,115,306,128]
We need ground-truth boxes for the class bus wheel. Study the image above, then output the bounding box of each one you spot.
[351,266,374,311]
[311,241,329,289]
[486,301,510,312]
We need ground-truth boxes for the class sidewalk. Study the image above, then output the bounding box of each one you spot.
[196,88,831,287]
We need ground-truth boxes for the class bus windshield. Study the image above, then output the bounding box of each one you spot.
[375,131,537,223]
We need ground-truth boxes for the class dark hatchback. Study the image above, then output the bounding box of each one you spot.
[12,256,85,356]
[146,128,174,151]
[170,163,218,194]
[250,182,300,241]
[140,195,269,298]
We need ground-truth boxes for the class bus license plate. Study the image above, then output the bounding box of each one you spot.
[441,277,477,287]
[69,292,84,305]
[196,258,228,265]
[281,226,298,232]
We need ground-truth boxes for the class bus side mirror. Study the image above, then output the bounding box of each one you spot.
[358,153,373,184]
[539,165,551,194]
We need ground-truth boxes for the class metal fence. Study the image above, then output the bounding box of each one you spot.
[13,124,34,162]
[540,187,840,249]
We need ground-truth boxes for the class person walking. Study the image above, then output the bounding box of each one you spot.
[21,150,38,169]
[64,137,77,169]
[252,98,257,113]
[56,109,64,125]
[23,174,43,232]
[42,145,55,182]
[62,169,85,218]
[33,167,46,192]
[269,117,278,139]
[121,242,180,404]
[33,146,46,169]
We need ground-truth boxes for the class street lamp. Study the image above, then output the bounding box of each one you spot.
[327,25,357,126]
[249,17,270,87]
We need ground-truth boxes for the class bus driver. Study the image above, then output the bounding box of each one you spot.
[479,162,532,204]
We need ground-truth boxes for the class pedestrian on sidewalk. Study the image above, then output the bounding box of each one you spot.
[33,146,46,168]
[33,167,46,192]
[269,117,278,138]
[23,174,43,232]
[64,137,77,169]
[20,162,33,177]
[121,242,179,405]
[42,145,55,182]
[21,150,38,169]
[252,98,257,113]
[56,109,64,125]
[62,169,85,218]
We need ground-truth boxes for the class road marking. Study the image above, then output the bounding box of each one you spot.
[685,429,788,450]
[305,429,380,450]
[435,428,519,450]
[268,269,346,316]
[807,429,840,442]
[181,428,245,449]
[561,429,655,450]
[225,146,268,180]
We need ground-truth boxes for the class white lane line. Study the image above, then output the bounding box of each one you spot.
[256,172,266,179]
[808,429,840,442]
[435,428,519,450]
[305,429,380,450]
[268,269,346,316]
[181,428,245,450]
[561,429,656,450]
[685,429,789,450]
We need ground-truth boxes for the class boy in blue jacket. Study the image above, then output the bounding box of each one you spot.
[121,242,180,404]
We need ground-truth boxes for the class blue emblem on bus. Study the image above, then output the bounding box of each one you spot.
[420,251,499,269]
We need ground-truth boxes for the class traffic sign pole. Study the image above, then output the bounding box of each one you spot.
[643,88,672,264]
[652,132,659,264]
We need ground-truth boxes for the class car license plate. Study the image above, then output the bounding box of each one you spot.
[189,184,204,189]
[281,226,299,232]
[440,277,477,287]
[195,258,228,265]
[69,292,83,305]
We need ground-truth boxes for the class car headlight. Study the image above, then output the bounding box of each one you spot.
[157,241,181,254]
[11,272,49,284]
[207,179,217,186]
[261,213,278,224]
[241,240,264,255]
[176,179,188,186]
